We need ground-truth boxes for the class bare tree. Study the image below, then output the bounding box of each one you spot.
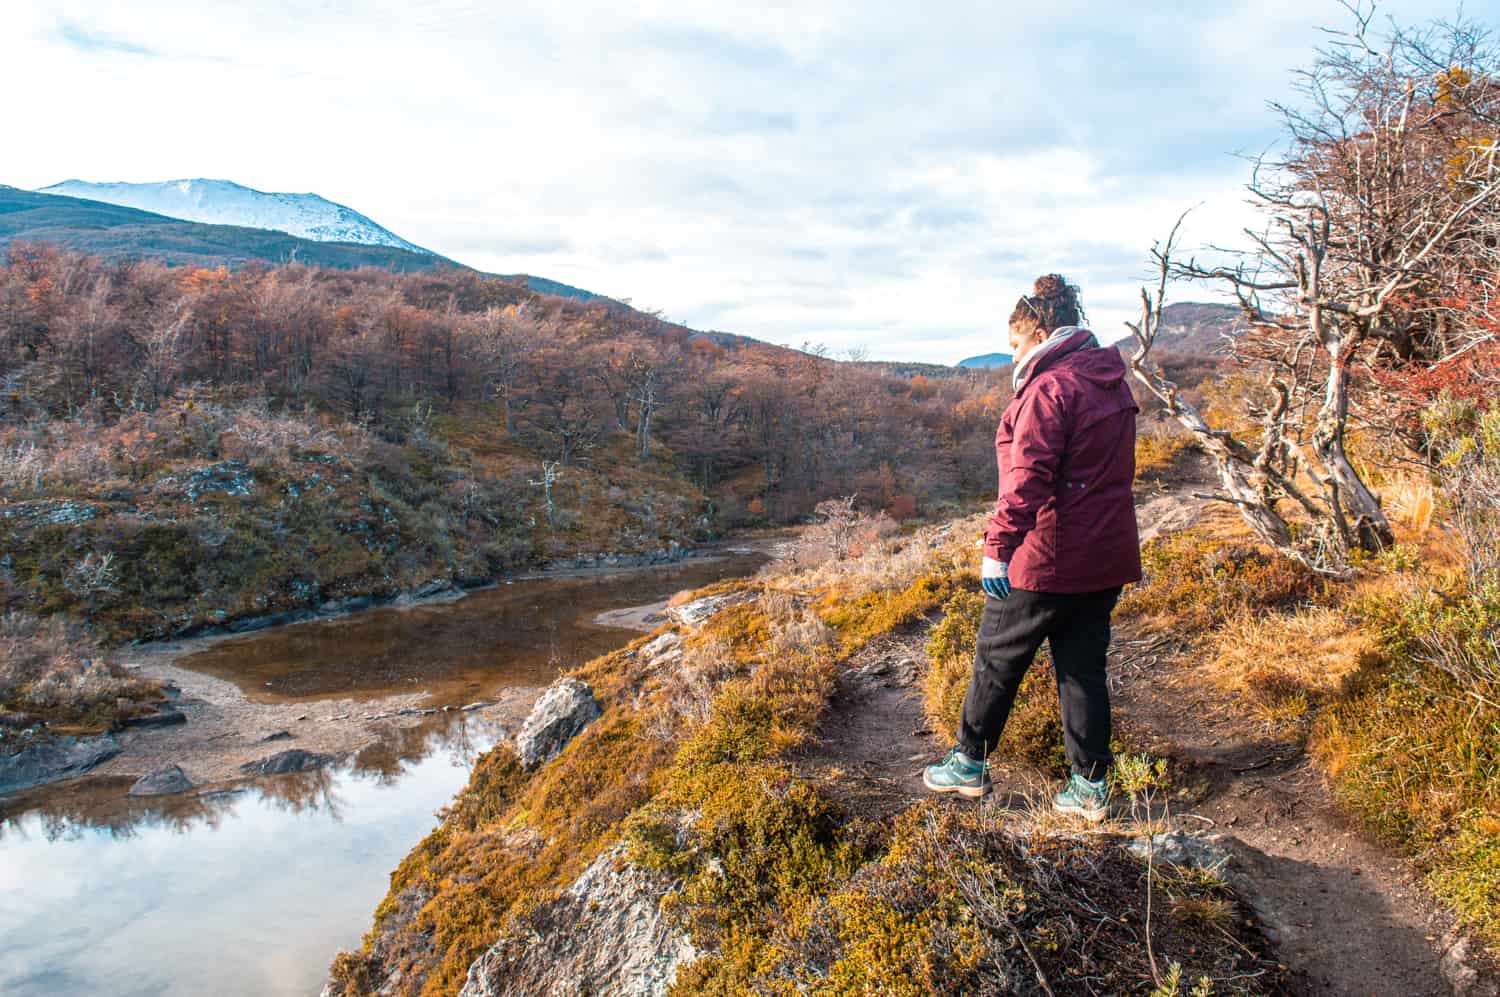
[468,305,539,436]
[628,351,661,457]
[529,460,562,529]
[137,302,190,410]
[1129,6,1500,573]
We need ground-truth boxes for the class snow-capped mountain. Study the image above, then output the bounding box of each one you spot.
[36,179,430,254]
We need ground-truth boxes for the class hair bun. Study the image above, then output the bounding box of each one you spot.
[1033,274,1069,300]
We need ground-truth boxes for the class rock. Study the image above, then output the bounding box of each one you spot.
[1136,494,1203,545]
[175,460,256,502]
[639,631,683,666]
[0,711,38,730]
[239,749,338,776]
[1131,833,1290,947]
[255,729,294,743]
[0,733,121,794]
[320,595,374,615]
[128,765,194,796]
[461,702,492,712]
[665,590,753,629]
[412,578,455,598]
[123,706,187,729]
[1126,831,1232,872]
[515,677,601,770]
[1442,932,1500,997]
[197,787,246,801]
[0,498,106,527]
[458,843,697,997]
[227,608,316,634]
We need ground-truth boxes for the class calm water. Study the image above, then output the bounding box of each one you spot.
[0,722,496,997]
[176,550,771,704]
[0,548,769,997]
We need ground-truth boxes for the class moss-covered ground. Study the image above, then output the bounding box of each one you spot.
[329,515,1294,996]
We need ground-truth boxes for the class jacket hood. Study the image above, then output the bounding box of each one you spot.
[1052,335,1128,390]
[1013,326,1109,393]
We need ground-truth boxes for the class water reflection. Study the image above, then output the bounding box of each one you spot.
[1,547,773,996]
[174,551,770,704]
[0,715,499,839]
[0,719,500,997]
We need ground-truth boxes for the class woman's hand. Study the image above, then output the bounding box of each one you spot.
[981,557,1011,600]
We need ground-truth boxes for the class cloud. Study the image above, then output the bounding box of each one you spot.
[54,19,156,57]
[3,0,1471,364]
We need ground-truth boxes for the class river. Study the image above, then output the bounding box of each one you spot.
[0,546,770,997]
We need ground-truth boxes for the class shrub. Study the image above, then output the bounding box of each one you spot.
[1313,582,1500,949]
[671,803,1285,996]
[1422,395,1500,586]
[0,612,160,728]
[1118,531,1327,635]
[1135,425,1194,481]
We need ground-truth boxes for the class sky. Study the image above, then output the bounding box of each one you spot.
[2,1,1473,363]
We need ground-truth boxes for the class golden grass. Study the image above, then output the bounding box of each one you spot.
[1204,606,1378,730]
[1134,425,1195,481]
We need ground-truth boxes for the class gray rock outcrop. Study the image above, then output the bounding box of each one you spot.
[514,677,601,770]
[128,765,194,796]
[638,631,683,667]
[0,733,120,794]
[458,844,697,997]
[123,706,187,729]
[1442,932,1500,997]
[239,749,338,776]
[664,590,752,629]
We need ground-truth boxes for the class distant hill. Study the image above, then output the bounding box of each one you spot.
[956,351,1014,369]
[38,178,429,254]
[0,185,612,304]
[1153,302,1244,354]
[1,185,458,273]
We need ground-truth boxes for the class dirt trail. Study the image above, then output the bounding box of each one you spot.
[791,482,1495,996]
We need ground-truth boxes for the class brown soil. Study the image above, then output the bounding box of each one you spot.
[791,465,1497,997]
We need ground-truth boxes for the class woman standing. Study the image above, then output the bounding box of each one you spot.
[923,275,1141,821]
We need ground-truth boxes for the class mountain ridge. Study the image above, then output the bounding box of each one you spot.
[37,178,430,255]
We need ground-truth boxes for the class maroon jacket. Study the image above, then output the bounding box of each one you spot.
[983,327,1142,593]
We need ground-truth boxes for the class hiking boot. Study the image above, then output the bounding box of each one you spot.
[1052,772,1110,822]
[922,746,992,798]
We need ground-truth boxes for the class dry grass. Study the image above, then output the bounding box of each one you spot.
[1205,607,1378,731]
[1134,425,1195,481]
[1384,474,1436,533]
[0,612,160,729]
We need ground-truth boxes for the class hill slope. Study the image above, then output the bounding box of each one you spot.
[1,185,458,272]
[38,178,428,253]
[956,350,1014,369]
[1,185,613,303]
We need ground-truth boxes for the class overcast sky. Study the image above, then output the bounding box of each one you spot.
[4,1,1470,363]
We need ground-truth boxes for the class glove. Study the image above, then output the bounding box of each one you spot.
[981,557,1011,600]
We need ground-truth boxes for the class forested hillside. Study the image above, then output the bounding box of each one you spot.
[0,243,1013,646]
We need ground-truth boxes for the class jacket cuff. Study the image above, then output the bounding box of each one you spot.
[983,538,1015,562]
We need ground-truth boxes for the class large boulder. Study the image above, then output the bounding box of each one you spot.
[515,678,601,770]
[128,765,194,796]
[458,843,697,997]
[0,733,120,794]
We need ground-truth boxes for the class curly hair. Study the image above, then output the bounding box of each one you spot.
[1008,274,1085,332]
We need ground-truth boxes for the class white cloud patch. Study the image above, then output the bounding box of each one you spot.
[2,0,1467,362]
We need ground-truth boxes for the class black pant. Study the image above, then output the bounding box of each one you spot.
[957,586,1122,780]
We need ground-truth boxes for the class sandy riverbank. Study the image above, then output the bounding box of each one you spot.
[84,642,542,787]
